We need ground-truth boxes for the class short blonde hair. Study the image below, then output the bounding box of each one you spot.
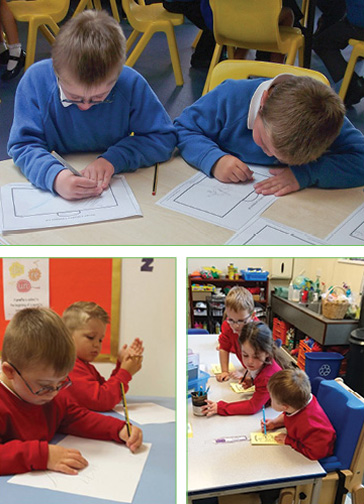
[268,368,311,410]
[260,76,345,165]
[2,308,76,374]
[52,10,126,86]
[63,301,110,332]
[225,286,255,314]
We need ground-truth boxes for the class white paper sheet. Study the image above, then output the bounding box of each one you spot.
[325,202,364,244]
[226,217,325,245]
[114,402,175,425]
[0,175,142,233]
[157,167,276,231]
[8,436,151,503]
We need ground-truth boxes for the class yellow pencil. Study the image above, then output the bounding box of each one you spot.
[120,383,131,436]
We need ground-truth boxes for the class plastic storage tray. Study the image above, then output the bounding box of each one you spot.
[187,370,210,397]
[240,268,269,281]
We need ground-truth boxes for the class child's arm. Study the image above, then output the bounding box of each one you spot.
[217,348,230,382]
[0,438,49,475]
[260,413,285,431]
[217,380,270,416]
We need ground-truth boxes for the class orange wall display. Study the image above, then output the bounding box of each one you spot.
[0,258,117,357]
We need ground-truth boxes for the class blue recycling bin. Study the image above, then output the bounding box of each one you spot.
[305,352,344,381]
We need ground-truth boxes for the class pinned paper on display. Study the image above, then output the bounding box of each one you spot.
[211,363,236,374]
[2,258,49,320]
[230,383,255,394]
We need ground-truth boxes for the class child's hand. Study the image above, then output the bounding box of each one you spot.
[240,376,253,389]
[81,157,115,190]
[212,155,254,183]
[47,445,88,475]
[254,167,300,196]
[54,169,103,200]
[129,338,144,356]
[260,418,276,432]
[216,371,230,382]
[201,400,218,417]
[120,353,143,376]
[119,424,143,453]
[274,433,287,444]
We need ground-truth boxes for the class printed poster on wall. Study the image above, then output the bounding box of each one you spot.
[3,259,49,320]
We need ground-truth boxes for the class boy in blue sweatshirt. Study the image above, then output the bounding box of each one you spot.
[7,10,177,200]
[175,74,364,196]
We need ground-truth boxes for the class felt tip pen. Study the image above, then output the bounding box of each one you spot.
[51,151,82,177]
[214,435,249,444]
[262,405,267,436]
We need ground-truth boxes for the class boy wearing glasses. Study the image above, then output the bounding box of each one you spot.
[0,307,143,476]
[62,301,144,411]
[7,10,177,200]
[217,286,257,383]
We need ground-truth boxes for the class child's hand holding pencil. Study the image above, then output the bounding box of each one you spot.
[119,424,143,453]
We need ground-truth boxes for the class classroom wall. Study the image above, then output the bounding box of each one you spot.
[95,258,175,398]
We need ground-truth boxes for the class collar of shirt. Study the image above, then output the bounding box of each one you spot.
[286,393,313,417]
[57,78,72,108]
[0,379,23,400]
[247,73,295,130]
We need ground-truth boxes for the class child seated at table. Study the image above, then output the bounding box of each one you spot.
[202,322,282,416]
[7,10,177,200]
[263,368,336,460]
[62,301,144,411]
[0,307,142,476]
[174,74,364,195]
[216,286,257,383]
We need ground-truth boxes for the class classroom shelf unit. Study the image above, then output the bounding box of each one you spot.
[188,275,269,333]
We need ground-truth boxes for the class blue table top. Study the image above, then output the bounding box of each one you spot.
[0,396,175,504]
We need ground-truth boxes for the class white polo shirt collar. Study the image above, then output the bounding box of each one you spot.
[247,73,296,130]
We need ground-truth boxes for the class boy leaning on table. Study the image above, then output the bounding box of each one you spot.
[0,307,142,476]
[174,74,364,196]
[7,10,177,201]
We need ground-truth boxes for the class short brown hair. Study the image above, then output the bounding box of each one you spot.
[260,76,345,165]
[52,10,126,85]
[2,308,76,374]
[268,368,311,410]
[225,286,255,314]
[63,301,110,332]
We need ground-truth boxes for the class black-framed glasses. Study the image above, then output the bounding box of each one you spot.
[226,314,252,326]
[60,94,114,106]
[9,362,72,396]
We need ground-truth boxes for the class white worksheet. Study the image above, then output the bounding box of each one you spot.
[325,202,364,244]
[157,167,276,230]
[114,402,175,425]
[226,217,325,245]
[8,436,151,503]
[0,175,142,233]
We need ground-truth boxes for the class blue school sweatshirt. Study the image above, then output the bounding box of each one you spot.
[7,59,177,193]
[174,78,364,189]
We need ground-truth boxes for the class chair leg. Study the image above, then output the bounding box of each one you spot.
[352,485,364,504]
[202,43,223,95]
[24,19,39,70]
[126,29,141,53]
[339,47,359,101]
[125,29,154,67]
[192,29,202,49]
[164,24,183,86]
[39,25,57,45]
[73,0,92,17]
[226,46,235,59]
[109,0,120,23]
[285,42,299,66]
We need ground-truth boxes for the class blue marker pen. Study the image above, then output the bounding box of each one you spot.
[262,405,267,436]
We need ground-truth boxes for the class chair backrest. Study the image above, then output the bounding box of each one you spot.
[188,328,209,335]
[316,379,364,472]
[209,0,282,50]
[208,60,330,92]
[8,0,70,22]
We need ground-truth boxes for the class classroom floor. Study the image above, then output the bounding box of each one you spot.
[1,2,364,162]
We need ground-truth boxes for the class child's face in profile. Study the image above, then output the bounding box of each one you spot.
[7,364,69,406]
[57,68,119,111]
[252,113,287,165]
[241,341,269,373]
[72,317,106,362]
[226,307,252,335]
[270,393,286,413]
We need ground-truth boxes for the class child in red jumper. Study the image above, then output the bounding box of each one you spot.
[203,322,282,416]
[217,286,256,383]
[0,307,142,476]
[62,301,144,411]
[264,368,336,460]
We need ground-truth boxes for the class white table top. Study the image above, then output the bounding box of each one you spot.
[1,154,363,244]
[188,335,326,497]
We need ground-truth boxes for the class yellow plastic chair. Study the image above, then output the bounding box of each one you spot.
[202,0,304,95]
[207,60,330,93]
[122,0,184,86]
[339,39,364,102]
[73,0,120,23]
[7,0,70,71]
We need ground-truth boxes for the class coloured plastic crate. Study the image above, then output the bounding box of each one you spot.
[187,370,210,397]
[240,268,269,281]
